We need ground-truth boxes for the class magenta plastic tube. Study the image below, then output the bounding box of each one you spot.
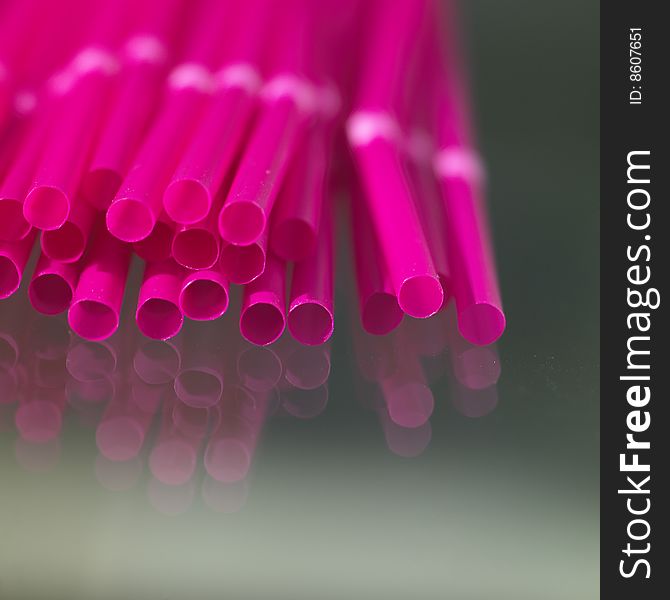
[164,67,260,225]
[429,4,505,346]
[40,197,96,263]
[83,0,183,209]
[106,81,209,242]
[435,160,504,346]
[68,226,132,341]
[407,133,451,306]
[350,188,403,335]
[132,215,175,263]
[218,229,268,285]
[218,92,307,246]
[136,260,185,340]
[270,126,328,262]
[24,48,119,230]
[0,230,36,299]
[240,254,286,346]
[28,253,79,315]
[179,267,229,322]
[347,0,442,319]
[163,0,269,225]
[0,104,54,242]
[171,209,220,271]
[348,130,442,319]
[218,1,317,247]
[288,207,334,346]
[106,0,231,242]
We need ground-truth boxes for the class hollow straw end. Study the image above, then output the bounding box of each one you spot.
[179,271,229,321]
[288,299,334,346]
[218,201,266,247]
[457,302,506,346]
[163,178,211,225]
[397,274,444,319]
[23,186,70,230]
[106,197,156,242]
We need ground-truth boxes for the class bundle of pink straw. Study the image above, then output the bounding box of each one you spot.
[0,0,505,347]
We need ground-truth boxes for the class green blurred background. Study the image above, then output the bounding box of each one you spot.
[0,1,599,598]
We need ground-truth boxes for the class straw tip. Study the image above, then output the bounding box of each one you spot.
[218,202,266,246]
[136,298,184,340]
[457,302,506,346]
[41,222,85,263]
[23,186,70,230]
[219,242,265,285]
[240,302,285,346]
[179,274,229,321]
[68,299,119,341]
[164,179,211,225]
[106,198,155,242]
[28,273,73,315]
[172,229,219,270]
[288,301,334,346]
[397,274,444,319]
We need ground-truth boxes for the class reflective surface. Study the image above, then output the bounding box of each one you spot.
[0,2,598,598]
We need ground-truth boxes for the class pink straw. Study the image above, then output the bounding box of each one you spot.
[68,225,132,341]
[106,0,232,242]
[28,252,79,315]
[407,131,451,306]
[347,0,442,319]
[240,254,286,346]
[349,186,403,335]
[135,259,185,340]
[40,197,97,263]
[83,0,184,210]
[105,80,209,242]
[171,209,220,270]
[179,267,229,321]
[288,206,334,345]
[270,125,328,262]
[217,0,317,247]
[0,104,53,242]
[0,230,36,299]
[23,9,124,230]
[430,2,505,345]
[218,229,268,285]
[163,0,268,225]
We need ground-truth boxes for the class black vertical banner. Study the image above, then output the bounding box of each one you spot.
[601,1,669,598]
